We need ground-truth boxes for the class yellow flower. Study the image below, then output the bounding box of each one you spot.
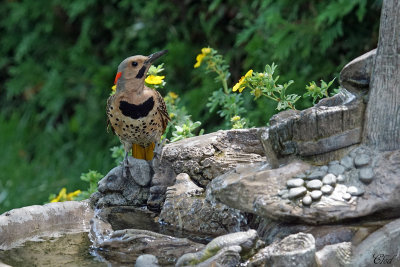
[170,113,175,119]
[232,70,253,93]
[231,115,241,122]
[168,92,178,99]
[194,53,205,68]
[201,47,211,55]
[145,75,165,85]
[50,188,67,203]
[66,190,81,201]
[111,85,116,92]
[245,69,253,78]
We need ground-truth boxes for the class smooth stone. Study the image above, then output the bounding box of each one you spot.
[359,168,374,184]
[321,185,334,195]
[135,254,159,267]
[310,190,323,200]
[328,164,345,176]
[340,156,354,170]
[347,186,364,196]
[336,174,345,183]
[288,187,307,199]
[322,174,337,186]
[287,178,305,188]
[303,196,312,205]
[294,173,307,179]
[281,193,289,199]
[306,180,323,190]
[342,193,352,201]
[328,160,339,165]
[306,170,326,180]
[278,189,289,196]
[354,154,370,168]
[319,166,329,172]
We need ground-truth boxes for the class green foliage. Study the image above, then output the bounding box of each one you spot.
[195,48,248,129]
[304,78,337,104]
[0,0,381,212]
[170,120,203,142]
[238,64,301,110]
[75,170,103,200]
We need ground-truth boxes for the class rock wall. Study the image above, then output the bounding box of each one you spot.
[261,89,365,165]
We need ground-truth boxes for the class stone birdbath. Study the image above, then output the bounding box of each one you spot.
[1,1,400,266]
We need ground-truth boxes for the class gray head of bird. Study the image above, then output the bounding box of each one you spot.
[114,50,168,92]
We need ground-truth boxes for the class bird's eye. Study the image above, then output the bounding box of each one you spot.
[131,61,138,67]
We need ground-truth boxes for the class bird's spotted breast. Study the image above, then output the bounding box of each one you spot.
[119,97,154,120]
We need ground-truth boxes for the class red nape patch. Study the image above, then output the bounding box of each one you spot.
[114,72,122,84]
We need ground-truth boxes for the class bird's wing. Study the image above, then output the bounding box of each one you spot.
[155,90,171,133]
[106,94,116,134]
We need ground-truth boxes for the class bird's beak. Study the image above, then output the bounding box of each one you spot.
[145,50,168,64]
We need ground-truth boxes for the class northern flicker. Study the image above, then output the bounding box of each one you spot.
[107,50,170,164]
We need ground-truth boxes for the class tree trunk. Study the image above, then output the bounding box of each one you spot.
[363,0,400,150]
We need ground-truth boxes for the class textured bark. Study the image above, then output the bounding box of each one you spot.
[363,0,400,150]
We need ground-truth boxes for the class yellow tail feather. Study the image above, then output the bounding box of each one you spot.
[132,143,155,160]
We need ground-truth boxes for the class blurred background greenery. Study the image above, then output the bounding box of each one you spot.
[0,0,381,213]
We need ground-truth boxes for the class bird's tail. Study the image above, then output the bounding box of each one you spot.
[132,143,155,160]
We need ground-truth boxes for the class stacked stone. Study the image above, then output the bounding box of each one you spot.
[277,147,375,206]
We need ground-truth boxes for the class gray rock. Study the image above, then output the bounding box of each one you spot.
[128,157,152,186]
[328,164,345,176]
[0,201,94,250]
[159,173,246,236]
[310,190,323,200]
[135,254,159,267]
[347,186,364,196]
[209,161,311,213]
[340,156,354,170]
[354,154,370,168]
[316,242,352,267]
[294,173,307,179]
[256,233,317,267]
[307,170,326,180]
[289,187,308,199]
[321,185,334,195]
[286,178,305,188]
[359,167,374,184]
[149,128,267,211]
[342,193,352,201]
[340,48,375,95]
[213,148,400,224]
[94,228,203,266]
[176,230,258,267]
[336,174,345,183]
[303,196,313,205]
[352,218,400,266]
[328,160,339,165]
[322,174,337,186]
[193,246,241,267]
[278,189,289,196]
[261,90,364,161]
[94,163,150,208]
[319,165,329,172]
[306,180,323,190]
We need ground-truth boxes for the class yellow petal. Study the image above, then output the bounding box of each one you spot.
[201,47,211,55]
[194,53,205,68]
[67,190,81,201]
[168,92,178,99]
[245,69,253,78]
[145,75,165,85]
[238,86,245,93]
[111,85,116,92]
